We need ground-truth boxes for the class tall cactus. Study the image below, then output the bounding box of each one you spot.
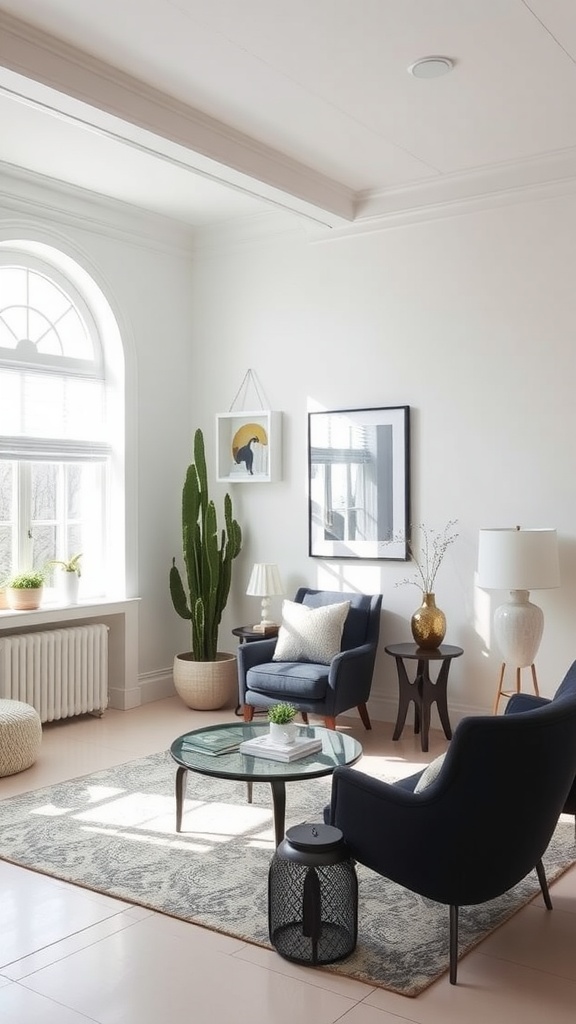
[170,428,242,661]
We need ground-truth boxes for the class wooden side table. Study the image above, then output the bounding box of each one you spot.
[385,643,463,753]
[232,625,279,644]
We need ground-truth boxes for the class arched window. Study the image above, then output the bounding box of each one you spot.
[0,245,124,600]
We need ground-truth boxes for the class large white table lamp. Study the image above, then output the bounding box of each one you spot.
[477,526,560,713]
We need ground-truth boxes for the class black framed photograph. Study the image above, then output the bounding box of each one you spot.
[308,405,410,560]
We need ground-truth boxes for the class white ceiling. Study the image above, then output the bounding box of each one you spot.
[1,0,576,232]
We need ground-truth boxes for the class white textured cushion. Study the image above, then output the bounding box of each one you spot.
[272,599,351,665]
[414,752,447,793]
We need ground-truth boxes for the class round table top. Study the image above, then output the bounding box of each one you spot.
[170,722,362,784]
[232,625,279,639]
[385,643,464,661]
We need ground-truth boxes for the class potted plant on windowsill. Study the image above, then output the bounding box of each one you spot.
[169,428,242,710]
[6,570,46,611]
[48,553,82,605]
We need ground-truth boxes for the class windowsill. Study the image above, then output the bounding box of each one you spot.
[0,597,139,625]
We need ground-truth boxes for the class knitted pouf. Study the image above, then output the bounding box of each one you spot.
[0,699,42,777]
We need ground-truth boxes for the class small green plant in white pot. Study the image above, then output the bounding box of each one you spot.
[6,570,46,611]
[268,702,298,745]
[49,553,82,604]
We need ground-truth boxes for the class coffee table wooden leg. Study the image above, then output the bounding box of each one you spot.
[269,779,286,847]
[175,765,187,833]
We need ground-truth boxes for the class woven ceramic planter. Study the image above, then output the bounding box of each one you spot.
[173,651,237,710]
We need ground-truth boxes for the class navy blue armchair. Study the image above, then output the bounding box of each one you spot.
[506,659,576,825]
[238,588,382,730]
[325,683,576,983]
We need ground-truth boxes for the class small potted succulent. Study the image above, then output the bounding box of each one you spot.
[268,702,298,745]
[6,570,46,611]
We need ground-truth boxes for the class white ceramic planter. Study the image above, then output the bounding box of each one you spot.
[59,571,80,604]
[269,721,298,745]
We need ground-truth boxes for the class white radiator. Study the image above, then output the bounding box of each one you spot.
[0,624,109,723]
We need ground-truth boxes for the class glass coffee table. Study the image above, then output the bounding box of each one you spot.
[170,722,362,846]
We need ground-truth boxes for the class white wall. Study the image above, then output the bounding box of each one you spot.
[2,169,575,724]
[190,193,576,724]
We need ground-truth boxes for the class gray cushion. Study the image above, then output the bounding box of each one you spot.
[414,752,447,793]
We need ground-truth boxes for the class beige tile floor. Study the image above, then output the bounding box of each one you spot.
[1,696,576,1024]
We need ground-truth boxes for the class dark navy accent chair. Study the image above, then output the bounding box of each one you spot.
[238,588,382,730]
[506,659,576,827]
[325,675,576,983]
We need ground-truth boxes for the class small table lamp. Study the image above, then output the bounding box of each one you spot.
[477,526,560,713]
[246,563,284,633]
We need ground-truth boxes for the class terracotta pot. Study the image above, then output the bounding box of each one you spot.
[173,651,237,710]
[6,586,43,611]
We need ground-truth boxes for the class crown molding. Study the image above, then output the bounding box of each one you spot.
[0,162,198,258]
[302,150,576,242]
[0,11,354,228]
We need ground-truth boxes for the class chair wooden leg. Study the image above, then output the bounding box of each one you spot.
[449,905,459,984]
[536,859,553,910]
[358,703,372,730]
[301,712,309,724]
[243,705,254,722]
[324,716,336,730]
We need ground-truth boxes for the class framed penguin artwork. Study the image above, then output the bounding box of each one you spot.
[216,411,282,483]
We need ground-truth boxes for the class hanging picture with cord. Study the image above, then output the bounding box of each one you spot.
[216,410,282,483]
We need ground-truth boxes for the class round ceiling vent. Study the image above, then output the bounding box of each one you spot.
[407,56,454,79]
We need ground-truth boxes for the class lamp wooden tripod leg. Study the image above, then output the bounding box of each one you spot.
[493,663,540,715]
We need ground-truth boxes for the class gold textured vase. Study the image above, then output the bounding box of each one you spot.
[411,593,446,649]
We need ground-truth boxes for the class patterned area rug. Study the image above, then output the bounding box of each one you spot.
[0,751,574,997]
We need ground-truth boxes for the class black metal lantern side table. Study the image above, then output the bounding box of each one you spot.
[268,823,358,965]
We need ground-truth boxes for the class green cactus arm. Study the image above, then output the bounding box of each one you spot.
[169,560,192,620]
[192,597,206,660]
[193,428,209,522]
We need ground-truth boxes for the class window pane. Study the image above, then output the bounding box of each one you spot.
[57,307,93,359]
[29,272,70,321]
[31,463,57,519]
[67,465,82,519]
[33,524,56,571]
[0,267,27,305]
[0,526,12,581]
[0,462,12,520]
[1,306,27,344]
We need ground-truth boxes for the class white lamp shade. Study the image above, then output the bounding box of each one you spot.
[477,528,560,592]
[246,563,284,598]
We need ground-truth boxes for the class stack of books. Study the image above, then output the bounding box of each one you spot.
[239,733,322,763]
[181,730,241,756]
